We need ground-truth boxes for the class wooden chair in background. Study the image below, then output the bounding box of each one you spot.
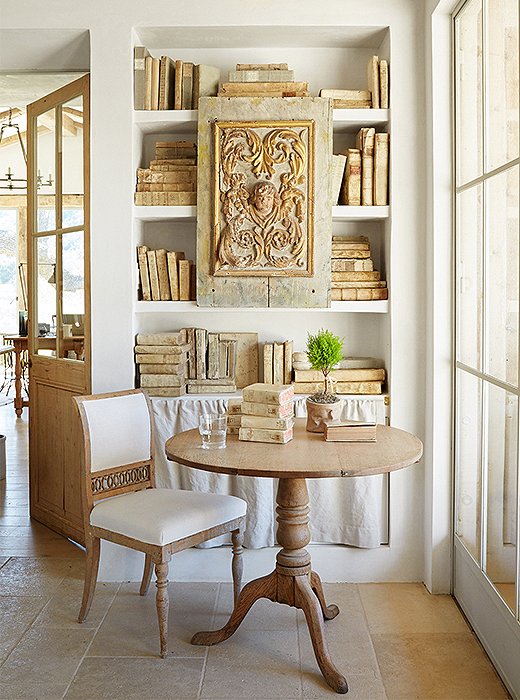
[74,389,247,657]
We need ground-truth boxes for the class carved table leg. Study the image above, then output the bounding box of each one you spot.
[191,477,348,694]
[13,344,23,417]
[311,570,340,620]
[191,571,276,646]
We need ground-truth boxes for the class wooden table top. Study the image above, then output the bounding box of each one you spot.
[165,419,423,479]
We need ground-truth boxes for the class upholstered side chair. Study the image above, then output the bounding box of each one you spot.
[74,388,247,657]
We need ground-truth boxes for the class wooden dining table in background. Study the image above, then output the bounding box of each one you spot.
[166,418,423,694]
[4,335,85,416]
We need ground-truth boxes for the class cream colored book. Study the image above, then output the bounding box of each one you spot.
[143,387,186,397]
[186,327,196,379]
[273,342,284,385]
[138,363,187,374]
[144,55,153,110]
[174,59,183,109]
[178,259,191,301]
[293,368,385,382]
[195,328,207,379]
[379,59,389,109]
[187,384,236,394]
[229,69,294,82]
[134,46,151,110]
[241,401,294,418]
[219,82,308,95]
[151,57,160,110]
[332,235,369,242]
[367,55,380,108]
[166,251,180,301]
[319,89,371,100]
[292,381,382,394]
[137,245,151,301]
[356,127,375,206]
[136,333,185,346]
[337,357,383,369]
[227,426,240,435]
[263,343,273,384]
[331,288,388,301]
[140,374,186,388]
[236,63,289,71]
[331,99,371,108]
[181,62,194,110]
[134,192,197,206]
[219,332,259,389]
[340,149,361,206]
[331,259,374,272]
[137,168,196,183]
[226,398,242,415]
[155,249,170,300]
[226,414,242,427]
[331,241,370,251]
[331,281,387,289]
[374,133,389,206]
[158,55,175,110]
[207,333,220,379]
[239,427,293,444]
[146,250,160,300]
[330,154,347,206]
[136,354,189,364]
[241,415,294,431]
[242,383,294,405]
[136,182,196,193]
[192,64,221,107]
[187,377,235,386]
[135,344,189,354]
[292,361,312,370]
[331,250,371,260]
[283,340,293,385]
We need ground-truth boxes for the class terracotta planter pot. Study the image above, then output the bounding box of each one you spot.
[306,397,344,433]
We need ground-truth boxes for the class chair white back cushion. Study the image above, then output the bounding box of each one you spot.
[82,393,151,472]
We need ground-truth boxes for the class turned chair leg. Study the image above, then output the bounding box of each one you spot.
[140,553,153,596]
[231,527,244,604]
[154,559,170,658]
[78,536,100,623]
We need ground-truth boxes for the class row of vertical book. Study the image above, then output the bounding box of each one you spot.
[331,129,389,206]
[137,245,195,301]
[134,47,220,110]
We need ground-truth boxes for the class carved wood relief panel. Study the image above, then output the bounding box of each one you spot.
[213,121,314,277]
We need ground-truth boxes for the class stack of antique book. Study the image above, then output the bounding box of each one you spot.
[136,245,195,301]
[337,128,389,207]
[263,340,293,384]
[323,419,377,442]
[134,47,220,110]
[239,383,294,444]
[135,332,190,397]
[319,56,389,109]
[330,236,388,301]
[184,328,237,394]
[292,365,385,395]
[226,398,242,435]
[134,141,197,206]
[218,63,308,98]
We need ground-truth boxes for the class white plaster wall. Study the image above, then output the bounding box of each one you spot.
[1,0,431,583]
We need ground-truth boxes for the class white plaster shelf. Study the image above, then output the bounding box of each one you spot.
[134,300,389,313]
[133,206,197,221]
[332,205,389,221]
[332,108,389,131]
[134,110,197,134]
[134,108,388,135]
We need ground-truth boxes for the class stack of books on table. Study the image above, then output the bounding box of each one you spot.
[330,236,388,301]
[226,398,242,435]
[136,245,195,301]
[292,366,385,395]
[134,141,197,206]
[134,47,220,110]
[239,383,295,444]
[135,332,190,397]
[218,63,308,98]
[323,420,377,442]
[337,128,389,207]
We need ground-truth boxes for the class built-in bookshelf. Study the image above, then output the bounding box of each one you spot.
[131,24,391,390]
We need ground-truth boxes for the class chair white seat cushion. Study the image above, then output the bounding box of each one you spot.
[90,488,247,546]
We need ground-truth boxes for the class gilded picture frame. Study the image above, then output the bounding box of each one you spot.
[212,120,315,277]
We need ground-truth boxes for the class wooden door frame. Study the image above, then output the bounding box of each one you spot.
[27,74,91,544]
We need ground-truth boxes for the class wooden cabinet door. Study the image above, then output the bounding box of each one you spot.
[27,75,90,545]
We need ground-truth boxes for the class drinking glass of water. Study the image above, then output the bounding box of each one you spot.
[199,414,227,450]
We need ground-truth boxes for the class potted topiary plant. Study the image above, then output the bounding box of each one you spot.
[305,329,344,433]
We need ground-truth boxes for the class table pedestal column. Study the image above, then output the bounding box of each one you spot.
[192,477,348,694]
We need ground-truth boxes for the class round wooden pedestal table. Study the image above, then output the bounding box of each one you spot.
[165,419,423,694]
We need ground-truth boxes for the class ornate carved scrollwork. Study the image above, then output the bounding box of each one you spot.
[91,464,151,495]
[213,120,314,276]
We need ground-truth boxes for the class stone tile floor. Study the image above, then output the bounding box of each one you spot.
[0,405,511,699]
